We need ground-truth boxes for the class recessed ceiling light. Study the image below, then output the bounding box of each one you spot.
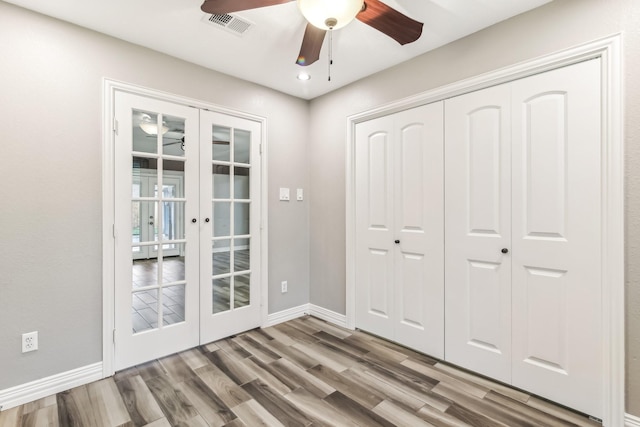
[297,72,311,81]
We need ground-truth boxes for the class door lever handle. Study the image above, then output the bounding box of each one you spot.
[394,240,400,244]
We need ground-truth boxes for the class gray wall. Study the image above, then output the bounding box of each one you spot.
[307,0,640,416]
[0,1,310,390]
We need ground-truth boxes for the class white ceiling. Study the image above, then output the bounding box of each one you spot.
[5,0,552,100]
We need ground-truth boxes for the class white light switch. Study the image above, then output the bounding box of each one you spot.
[279,188,290,201]
[296,188,304,201]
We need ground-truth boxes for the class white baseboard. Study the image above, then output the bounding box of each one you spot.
[627,413,640,427]
[308,304,348,328]
[0,362,103,411]
[264,303,348,329]
[263,304,310,327]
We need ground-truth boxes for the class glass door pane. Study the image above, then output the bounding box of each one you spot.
[210,126,254,315]
[130,112,188,335]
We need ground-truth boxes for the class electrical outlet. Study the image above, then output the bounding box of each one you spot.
[22,331,38,353]
[281,280,288,293]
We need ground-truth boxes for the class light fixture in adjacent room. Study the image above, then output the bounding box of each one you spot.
[297,72,311,81]
[297,0,364,30]
[139,113,169,135]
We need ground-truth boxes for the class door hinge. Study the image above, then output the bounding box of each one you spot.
[259,143,262,155]
[113,118,119,135]
[113,329,116,344]
[113,224,116,238]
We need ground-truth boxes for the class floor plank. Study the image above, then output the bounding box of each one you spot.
[372,400,434,427]
[283,388,358,427]
[232,399,285,427]
[307,364,384,409]
[322,391,395,427]
[145,375,199,425]
[115,375,165,426]
[241,380,313,427]
[433,382,545,427]
[20,405,58,427]
[193,365,252,409]
[86,379,131,427]
[177,376,236,426]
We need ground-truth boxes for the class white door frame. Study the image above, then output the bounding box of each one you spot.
[345,34,624,426]
[102,79,269,377]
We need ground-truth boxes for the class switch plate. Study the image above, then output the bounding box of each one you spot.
[296,188,303,201]
[281,281,288,293]
[279,188,290,201]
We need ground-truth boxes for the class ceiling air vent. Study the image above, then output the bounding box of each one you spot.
[202,13,253,36]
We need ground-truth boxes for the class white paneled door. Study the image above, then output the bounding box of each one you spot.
[445,59,602,417]
[114,92,262,370]
[355,103,444,357]
[510,59,602,416]
[444,83,513,383]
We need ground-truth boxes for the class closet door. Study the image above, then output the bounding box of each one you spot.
[444,85,512,383]
[355,114,396,341]
[355,103,444,357]
[511,59,602,417]
[393,103,444,356]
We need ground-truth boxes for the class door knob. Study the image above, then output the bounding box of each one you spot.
[192,218,197,223]
[205,218,210,223]
[501,248,509,254]
[395,240,400,244]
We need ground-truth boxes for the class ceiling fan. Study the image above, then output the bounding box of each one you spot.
[200,0,423,66]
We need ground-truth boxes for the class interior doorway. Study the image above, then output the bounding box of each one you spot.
[104,86,267,372]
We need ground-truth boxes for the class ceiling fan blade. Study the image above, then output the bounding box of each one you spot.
[201,0,293,14]
[296,23,326,66]
[357,0,423,45]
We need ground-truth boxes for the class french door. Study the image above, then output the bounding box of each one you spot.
[114,92,262,370]
[199,111,262,344]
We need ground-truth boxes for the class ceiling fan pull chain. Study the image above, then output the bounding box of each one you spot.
[328,28,333,82]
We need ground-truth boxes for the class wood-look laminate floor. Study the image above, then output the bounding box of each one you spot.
[0,316,600,427]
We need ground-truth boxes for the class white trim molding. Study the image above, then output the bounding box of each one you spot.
[264,304,347,329]
[308,304,348,328]
[346,34,624,426]
[0,363,102,411]
[626,413,640,427]
[102,79,269,378]
[263,304,310,327]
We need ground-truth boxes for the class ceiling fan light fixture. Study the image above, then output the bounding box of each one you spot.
[139,113,169,135]
[297,0,364,30]
[297,72,311,81]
